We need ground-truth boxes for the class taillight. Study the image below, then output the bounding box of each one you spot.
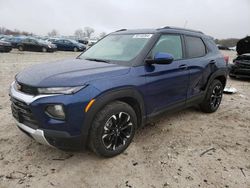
[224,56,229,65]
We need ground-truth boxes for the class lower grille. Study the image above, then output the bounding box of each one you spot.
[11,97,38,129]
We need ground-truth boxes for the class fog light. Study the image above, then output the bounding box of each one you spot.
[46,104,65,119]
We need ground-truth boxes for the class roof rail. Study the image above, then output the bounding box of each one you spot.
[115,29,127,32]
[157,26,203,34]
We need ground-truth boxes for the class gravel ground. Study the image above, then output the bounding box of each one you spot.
[0,49,249,188]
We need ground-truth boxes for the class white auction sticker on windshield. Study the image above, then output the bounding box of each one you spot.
[133,34,153,39]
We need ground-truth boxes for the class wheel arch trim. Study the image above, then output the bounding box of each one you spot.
[203,69,227,91]
[82,87,146,142]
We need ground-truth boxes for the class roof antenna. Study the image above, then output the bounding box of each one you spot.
[184,20,188,28]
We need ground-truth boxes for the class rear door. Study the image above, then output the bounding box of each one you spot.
[183,35,214,99]
[22,39,31,50]
[30,39,40,51]
[55,40,64,50]
[144,34,189,114]
[64,40,73,50]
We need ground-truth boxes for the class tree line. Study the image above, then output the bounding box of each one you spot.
[0,26,106,39]
[0,27,33,36]
[0,26,245,45]
[214,38,240,47]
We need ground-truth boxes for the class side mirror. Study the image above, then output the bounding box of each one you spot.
[146,52,174,65]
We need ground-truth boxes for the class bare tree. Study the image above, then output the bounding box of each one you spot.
[74,29,85,39]
[84,27,94,38]
[48,29,59,37]
[99,32,107,39]
[0,27,6,34]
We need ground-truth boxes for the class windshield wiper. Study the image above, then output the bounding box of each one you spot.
[85,58,110,63]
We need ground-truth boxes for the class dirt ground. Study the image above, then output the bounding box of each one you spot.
[0,49,249,188]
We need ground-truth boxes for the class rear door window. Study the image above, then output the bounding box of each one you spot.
[151,35,183,60]
[185,36,206,58]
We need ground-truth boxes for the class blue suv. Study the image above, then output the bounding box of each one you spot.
[10,27,227,157]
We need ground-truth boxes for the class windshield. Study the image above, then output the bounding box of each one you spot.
[79,34,152,62]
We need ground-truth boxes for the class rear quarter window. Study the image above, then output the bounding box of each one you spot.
[185,36,206,58]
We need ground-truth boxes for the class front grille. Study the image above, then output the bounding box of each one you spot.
[11,97,39,129]
[238,63,250,69]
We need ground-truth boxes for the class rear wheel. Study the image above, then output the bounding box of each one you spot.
[73,47,78,52]
[89,101,137,157]
[18,46,23,51]
[200,79,223,113]
[42,47,47,52]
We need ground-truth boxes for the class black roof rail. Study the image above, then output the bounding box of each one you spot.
[157,26,203,34]
[115,29,127,32]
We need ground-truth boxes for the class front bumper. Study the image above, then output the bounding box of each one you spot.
[0,45,12,52]
[47,47,57,52]
[16,120,82,150]
[229,64,250,78]
[16,121,53,146]
[9,82,98,150]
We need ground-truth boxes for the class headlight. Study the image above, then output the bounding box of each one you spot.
[46,104,65,119]
[37,85,86,94]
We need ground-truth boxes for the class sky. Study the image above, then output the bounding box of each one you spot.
[0,0,249,39]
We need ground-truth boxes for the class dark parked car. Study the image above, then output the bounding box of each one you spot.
[229,37,250,78]
[52,39,86,52]
[17,38,57,52]
[0,40,12,52]
[2,36,26,48]
[217,45,230,51]
[10,27,227,157]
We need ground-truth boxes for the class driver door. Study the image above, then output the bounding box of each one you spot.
[144,34,189,114]
[29,39,39,51]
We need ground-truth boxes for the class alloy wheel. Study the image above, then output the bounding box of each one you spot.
[42,47,47,52]
[210,85,223,109]
[19,46,23,51]
[102,112,133,151]
[74,47,78,52]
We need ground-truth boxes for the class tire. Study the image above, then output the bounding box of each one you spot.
[200,79,223,113]
[18,46,23,51]
[42,47,47,52]
[73,47,78,52]
[89,101,137,157]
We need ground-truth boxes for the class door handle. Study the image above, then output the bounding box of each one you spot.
[209,60,216,64]
[179,64,188,70]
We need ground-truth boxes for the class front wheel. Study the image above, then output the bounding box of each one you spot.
[89,101,137,157]
[200,79,223,113]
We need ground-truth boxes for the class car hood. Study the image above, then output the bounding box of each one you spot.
[16,59,130,87]
[236,36,250,55]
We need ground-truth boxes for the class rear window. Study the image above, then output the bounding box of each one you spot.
[185,36,206,58]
